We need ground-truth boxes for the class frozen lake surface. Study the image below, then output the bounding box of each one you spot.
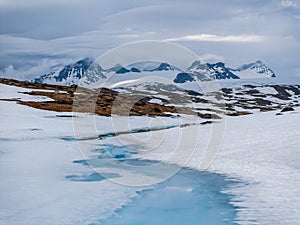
[96,166,240,225]
[71,143,242,225]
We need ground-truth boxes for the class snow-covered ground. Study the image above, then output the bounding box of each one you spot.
[0,84,146,225]
[1,83,300,225]
[102,100,300,224]
[0,83,202,225]
[112,111,300,224]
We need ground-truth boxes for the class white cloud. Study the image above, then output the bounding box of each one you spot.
[0,58,73,80]
[198,53,225,63]
[1,0,299,80]
[280,0,297,8]
[165,34,266,43]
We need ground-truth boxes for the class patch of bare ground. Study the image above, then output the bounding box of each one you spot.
[0,78,195,117]
[2,78,299,118]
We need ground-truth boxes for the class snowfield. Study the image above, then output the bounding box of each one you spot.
[0,84,145,225]
[1,83,300,225]
[101,100,300,224]
[102,111,300,224]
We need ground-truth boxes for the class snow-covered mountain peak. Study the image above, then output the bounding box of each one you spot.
[127,61,180,72]
[181,60,239,82]
[155,62,174,71]
[188,60,206,70]
[33,58,103,86]
[33,58,276,87]
[232,60,276,78]
[73,57,93,68]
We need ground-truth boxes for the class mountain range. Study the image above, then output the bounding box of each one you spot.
[33,58,276,87]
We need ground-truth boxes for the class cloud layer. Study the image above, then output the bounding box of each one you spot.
[0,0,299,80]
[165,34,265,43]
[280,0,298,8]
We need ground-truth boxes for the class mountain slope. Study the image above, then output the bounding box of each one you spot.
[230,60,276,78]
[173,60,274,83]
[33,58,106,86]
[185,60,239,81]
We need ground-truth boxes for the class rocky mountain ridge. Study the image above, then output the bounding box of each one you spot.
[33,58,276,87]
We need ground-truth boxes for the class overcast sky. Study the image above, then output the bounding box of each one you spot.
[0,0,299,80]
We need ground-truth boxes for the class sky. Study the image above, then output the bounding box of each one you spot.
[0,0,299,80]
